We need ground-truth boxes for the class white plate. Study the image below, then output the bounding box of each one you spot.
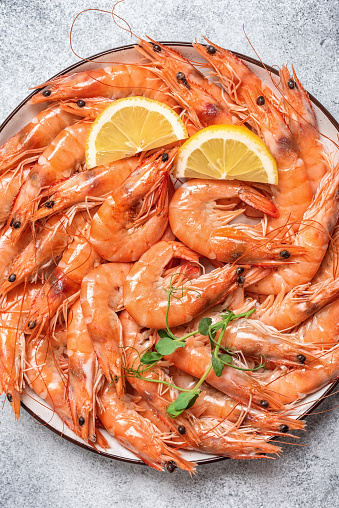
[1,43,338,466]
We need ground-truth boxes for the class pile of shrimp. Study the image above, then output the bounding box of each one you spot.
[0,36,338,474]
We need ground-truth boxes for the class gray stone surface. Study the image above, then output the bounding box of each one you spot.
[0,0,338,507]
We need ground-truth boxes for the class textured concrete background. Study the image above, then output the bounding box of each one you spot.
[0,1,338,507]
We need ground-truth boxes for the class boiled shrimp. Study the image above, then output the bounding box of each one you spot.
[0,165,30,225]
[0,104,79,173]
[170,367,304,435]
[257,276,339,330]
[297,298,339,345]
[124,240,247,329]
[24,222,101,334]
[0,283,41,418]
[89,149,176,262]
[120,309,199,447]
[164,333,285,411]
[248,162,339,294]
[279,65,327,194]
[67,299,100,442]
[0,212,88,296]
[97,381,195,473]
[193,38,276,109]
[30,64,180,111]
[168,179,305,265]
[136,37,234,108]
[25,328,107,448]
[3,121,91,247]
[243,88,313,235]
[264,345,339,405]
[60,97,115,119]
[32,157,139,222]
[80,262,132,395]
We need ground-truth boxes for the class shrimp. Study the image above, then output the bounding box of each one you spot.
[248,163,339,294]
[67,299,100,442]
[32,157,139,222]
[0,166,30,225]
[214,319,314,366]
[257,277,339,330]
[169,179,306,265]
[311,225,339,284]
[0,283,41,419]
[97,381,195,473]
[89,149,176,262]
[3,121,91,246]
[0,227,32,286]
[80,262,132,395]
[120,309,199,447]
[124,240,246,329]
[60,98,115,119]
[25,328,108,448]
[0,105,79,173]
[243,88,313,235]
[170,367,304,435]
[193,39,276,109]
[136,37,233,107]
[30,65,180,111]
[264,345,339,405]
[187,417,281,459]
[279,66,327,194]
[297,298,339,345]
[164,332,285,411]
[0,212,88,296]
[24,222,101,334]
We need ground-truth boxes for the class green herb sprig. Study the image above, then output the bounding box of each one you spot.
[128,273,265,418]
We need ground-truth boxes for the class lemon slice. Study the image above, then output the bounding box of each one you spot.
[173,124,278,184]
[86,96,188,168]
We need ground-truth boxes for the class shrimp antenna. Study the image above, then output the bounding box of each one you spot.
[69,2,140,65]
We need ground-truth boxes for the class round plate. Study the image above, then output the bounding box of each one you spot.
[1,42,338,467]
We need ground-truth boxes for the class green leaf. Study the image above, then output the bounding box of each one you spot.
[167,391,200,417]
[158,329,171,339]
[156,337,185,356]
[140,351,163,365]
[212,355,225,377]
[219,354,233,365]
[198,317,212,335]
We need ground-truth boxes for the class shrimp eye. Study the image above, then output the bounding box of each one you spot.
[8,274,16,283]
[79,416,85,426]
[297,354,306,364]
[236,267,244,275]
[152,43,161,52]
[76,99,86,108]
[42,89,51,97]
[161,153,169,162]
[12,220,21,229]
[280,250,290,259]
[256,96,265,106]
[176,72,191,89]
[260,399,269,408]
[114,375,119,383]
[207,45,217,54]
[178,425,186,435]
[44,200,55,209]
[279,424,289,433]
[288,79,296,89]
[27,320,37,330]
[7,393,13,402]
[237,275,245,285]
[165,461,177,473]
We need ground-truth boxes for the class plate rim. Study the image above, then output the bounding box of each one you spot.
[1,41,338,467]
